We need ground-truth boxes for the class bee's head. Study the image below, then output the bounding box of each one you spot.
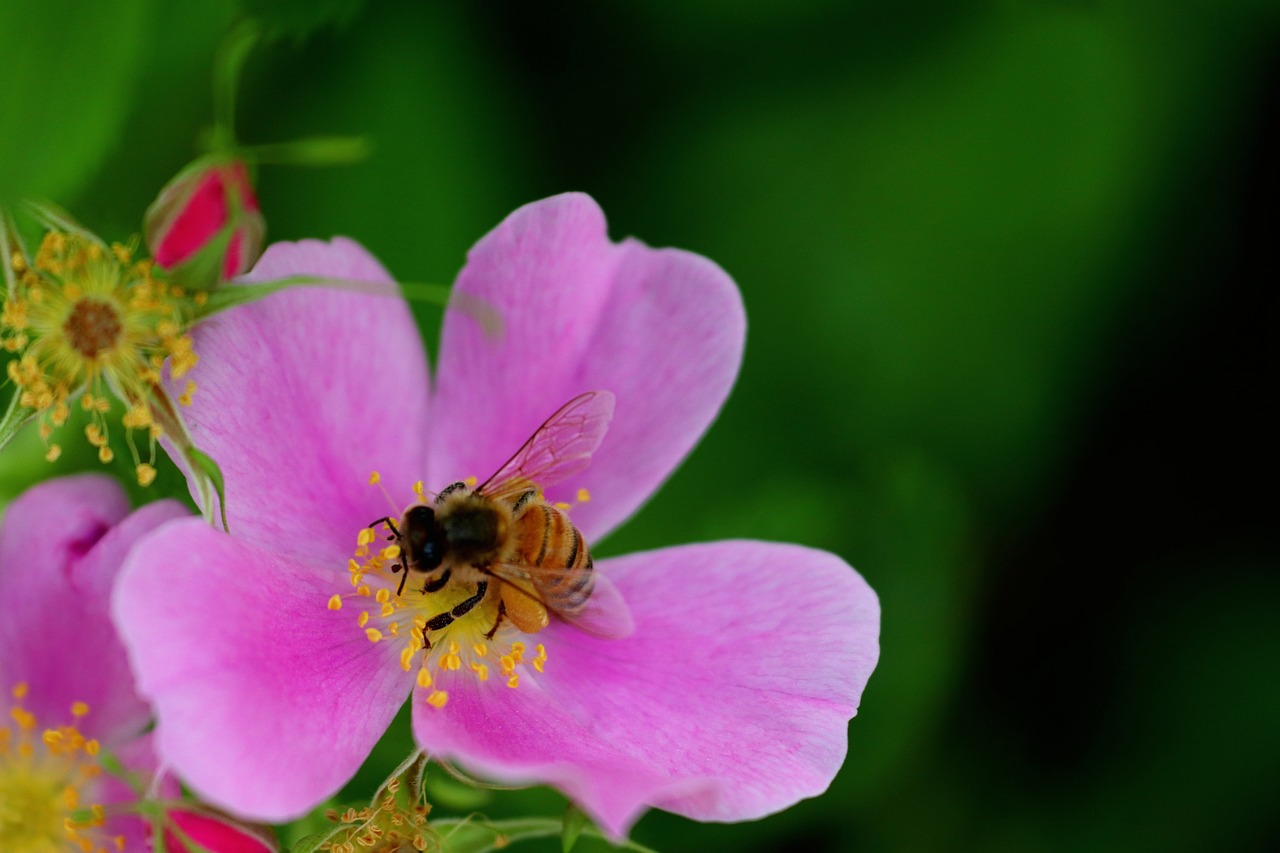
[401,504,447,571]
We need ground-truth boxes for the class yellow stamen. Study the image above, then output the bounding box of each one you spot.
[426,690,449,708]
[327,595,343,611]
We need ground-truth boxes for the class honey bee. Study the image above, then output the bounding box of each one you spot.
[373,390,632,647]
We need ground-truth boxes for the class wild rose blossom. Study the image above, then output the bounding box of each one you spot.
[113,193,881,836]
[0,474,273,852]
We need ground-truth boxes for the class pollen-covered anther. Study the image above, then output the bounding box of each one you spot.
[1,688,117,853]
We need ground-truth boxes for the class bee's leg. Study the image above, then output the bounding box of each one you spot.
[421,567,451,595]
[484,600,507,640]
[422,581,489,633]
[394,563,408,597]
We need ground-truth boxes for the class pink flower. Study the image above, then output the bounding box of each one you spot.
[0,474,274,852]
[145,159,265,283]
[113,193,880,837]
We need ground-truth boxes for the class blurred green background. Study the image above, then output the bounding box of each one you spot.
[2,0,1276,850]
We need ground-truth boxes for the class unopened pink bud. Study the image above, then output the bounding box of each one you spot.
[145,159,265,282]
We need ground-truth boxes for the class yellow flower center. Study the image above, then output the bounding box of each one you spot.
[328,480,550,710]
[2,232,206,484]
[0,685,122,853]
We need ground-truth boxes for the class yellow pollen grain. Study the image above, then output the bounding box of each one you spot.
[375,588,391,604]
[328,595,343,611]
[365,628,383,643]
[368,470,381,484]
[85,739,100,756]
[45,444,62,462]
[472,642,488,657]
[416,668,432,688]
[98,446,114,464]
[506,674,519,689]
[380,544,401,560]
[554,501,571,511]
[444,653,461,671]
[136,463,158,487]
[499,655,515,673]
[13,682,29,698]
[577,488,591,503]
[357,611,369,628]
[380,603,395,618]
[464,475,478,488]
[356,585,372,597]
[426,690,449,708]
[400,648,414,671]
[471,663,489,682]
[71,701,89,717]
[413,480,425,498]
[178,379,196,407]
[43,729,64,747]
[357,528,376,546]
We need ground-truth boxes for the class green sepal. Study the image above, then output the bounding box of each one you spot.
[188,446,230,532]
[562,804,590,853]
[191,274,502,339]
[431,817,658,853]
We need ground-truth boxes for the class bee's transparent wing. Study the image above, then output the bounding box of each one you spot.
[484,562,635,640]
[477,391,615,502]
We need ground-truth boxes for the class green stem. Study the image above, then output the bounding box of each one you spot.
[0,389,32,453]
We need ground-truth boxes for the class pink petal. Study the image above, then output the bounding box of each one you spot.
[174,238,431,566]
[411,541,879,837]
[113,519,415,822]
[429,193,745,541]
[166,810,277,853]
[0,474,185,744]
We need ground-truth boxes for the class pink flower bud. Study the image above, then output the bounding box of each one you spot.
[145,159,265,283]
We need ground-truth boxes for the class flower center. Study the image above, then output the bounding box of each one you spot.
[2,231,206,483]
[328,479,552,710]
[0,685,120,853]
[62,298,123,360]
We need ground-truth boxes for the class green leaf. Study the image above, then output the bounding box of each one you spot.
[187,446,229,532]
[0,0,155,203]
[562,804,590,853]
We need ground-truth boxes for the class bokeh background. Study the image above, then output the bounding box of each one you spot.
[2,1,1276,850]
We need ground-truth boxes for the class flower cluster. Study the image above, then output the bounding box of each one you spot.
[2,165,879,847]
[2,232,202,483]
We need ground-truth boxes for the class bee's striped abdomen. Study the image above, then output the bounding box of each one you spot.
[510,500,594,612]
